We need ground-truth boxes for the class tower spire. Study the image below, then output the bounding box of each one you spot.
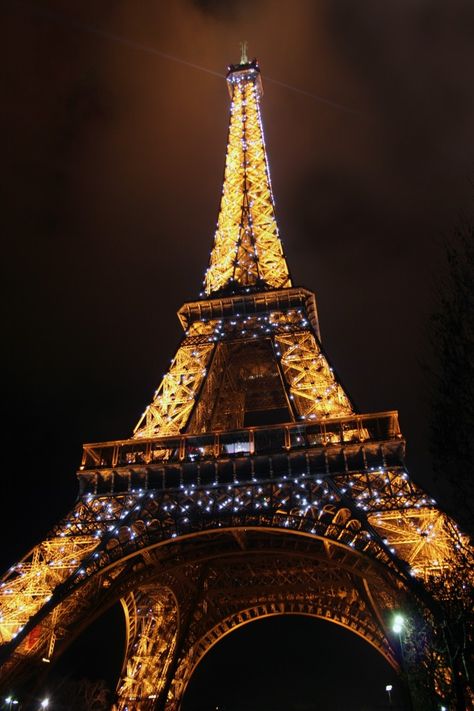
[203,58,292,296]
[239,40,248,65]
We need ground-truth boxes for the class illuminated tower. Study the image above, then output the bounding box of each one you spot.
[0,55,470,710]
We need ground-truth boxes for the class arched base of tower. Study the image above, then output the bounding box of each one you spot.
[106,528,407,710]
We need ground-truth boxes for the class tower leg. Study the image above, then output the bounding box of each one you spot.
[115,588,178,710]
[154,566,208,711]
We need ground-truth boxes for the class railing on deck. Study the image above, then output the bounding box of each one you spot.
[80,411,401,471]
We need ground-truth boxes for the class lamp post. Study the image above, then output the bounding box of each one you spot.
[392,614,405,663]
[392,613,414,710]
[385,684,393,706]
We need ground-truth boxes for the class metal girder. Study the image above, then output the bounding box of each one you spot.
[0,536,97,647]
[133,307,354,439]
[170,589,395,708]
[116,589,177,710]
[128,547,403,708]
[0,465,456,664]
[134,341,214,438]
[0,479,468,705]
[369,508,461,578]
[274,330,353,421]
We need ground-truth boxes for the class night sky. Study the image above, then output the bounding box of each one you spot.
[3,0,474,708]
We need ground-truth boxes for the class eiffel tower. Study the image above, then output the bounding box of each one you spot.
[0,53,467,709]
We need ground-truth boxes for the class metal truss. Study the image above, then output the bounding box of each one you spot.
[134,342,214,438]
[116,590,177,709]
[0,443,466,694]
[133,306,353,438]
[274,330,353,420]
[204,61,291,295]
[369,508,459,578]
[0,536,97,648]
[168,553,401,708]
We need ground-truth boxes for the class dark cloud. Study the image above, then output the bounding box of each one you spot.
[188,0,253,20]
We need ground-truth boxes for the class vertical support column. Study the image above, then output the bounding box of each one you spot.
[115,588,178,710]
[44,606,59,662]
[155,566,209,711]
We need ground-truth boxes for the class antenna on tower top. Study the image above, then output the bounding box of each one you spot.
[239,40,248,64]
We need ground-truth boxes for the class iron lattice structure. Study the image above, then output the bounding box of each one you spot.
[0,57,471,710]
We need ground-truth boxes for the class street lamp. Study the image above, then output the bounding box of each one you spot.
[385,684,393,706]
[392,614,405,635]
[40,700,49,709]
[392,614,405,663]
